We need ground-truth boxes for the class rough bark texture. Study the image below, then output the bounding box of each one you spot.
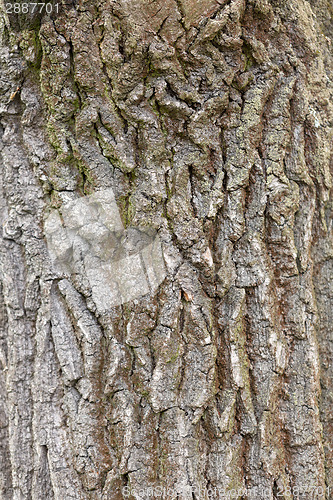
[0,0,332,498]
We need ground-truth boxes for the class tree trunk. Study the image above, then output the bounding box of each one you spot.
[0,0,332,498]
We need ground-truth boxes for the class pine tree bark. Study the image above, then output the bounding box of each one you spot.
[0,0,332,498]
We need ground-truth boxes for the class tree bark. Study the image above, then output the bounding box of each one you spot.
[0,0,332,498]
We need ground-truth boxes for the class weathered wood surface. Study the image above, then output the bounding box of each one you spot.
[0,0,332,498]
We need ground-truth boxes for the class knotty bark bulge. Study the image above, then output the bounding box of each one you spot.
[0,0,332,498]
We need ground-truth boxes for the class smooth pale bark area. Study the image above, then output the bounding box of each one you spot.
[0,0,332,498]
